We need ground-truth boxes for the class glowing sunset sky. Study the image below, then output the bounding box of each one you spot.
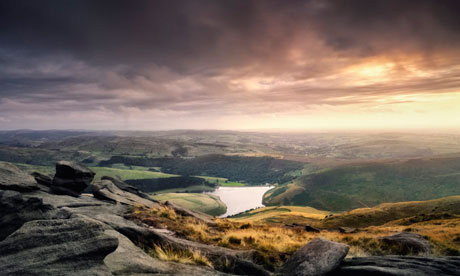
[1,0,460,131]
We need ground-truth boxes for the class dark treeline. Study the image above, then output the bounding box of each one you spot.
[99,154,303,185]
[125,176,214,192]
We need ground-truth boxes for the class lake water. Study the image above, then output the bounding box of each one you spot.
[206,186,274,217]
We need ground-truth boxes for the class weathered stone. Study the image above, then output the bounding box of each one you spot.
[281,238,349,276]
[0,162,40,192]
[51,161,95,197]
[330,256,460,276]
[92,179,160,207]
[31,171,53,186]
[0,190,54,240]
[380,232,432,255]
[0,217,118,276]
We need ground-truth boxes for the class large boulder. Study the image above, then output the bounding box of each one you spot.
[330,256,460,276]
[380,232,432,255]
[0,162,40,192]
[0,217,119,276]
[92,179,159,207]
[51,161,95,197]
[280,238,349,276]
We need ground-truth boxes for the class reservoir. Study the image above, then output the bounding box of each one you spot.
[206,185,274,217]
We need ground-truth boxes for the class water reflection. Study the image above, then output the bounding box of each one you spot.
[206,186,274,217]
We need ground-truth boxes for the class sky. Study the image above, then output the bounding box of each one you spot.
[1,0,460,131]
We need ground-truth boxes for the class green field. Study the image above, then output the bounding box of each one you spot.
[152,193,227,216]
[196,175,245,187]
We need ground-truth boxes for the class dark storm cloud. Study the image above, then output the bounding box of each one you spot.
[1,0,460,129]
[2,0,458,71]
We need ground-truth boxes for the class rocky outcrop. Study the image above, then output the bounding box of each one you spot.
[92,179,159,207]
[330,256,460,276]
[380,232,432,255]
[51,161,95,197]
[280,238,349,276]
[0,217,119,276]
[0,162,40,192]
[0,161,262,275]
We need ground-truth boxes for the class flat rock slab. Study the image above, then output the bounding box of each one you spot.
[0,217,118,276]
[331,256,460,276]
[281,238,349,276]
[0,162,40,192]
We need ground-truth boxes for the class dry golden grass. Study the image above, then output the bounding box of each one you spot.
[130,203,460,271]
[151,244,213,267]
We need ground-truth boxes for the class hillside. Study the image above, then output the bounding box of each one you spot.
[100,154,303,185]
[264,156,460,211]
[320,195,460,228]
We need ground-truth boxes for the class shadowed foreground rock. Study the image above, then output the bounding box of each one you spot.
[330,256,460,276]
[0,190,54,240]
[0,218,119,276]
[51,161,95,196]
[280,238,349,276]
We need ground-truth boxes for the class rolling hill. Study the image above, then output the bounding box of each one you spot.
[264,156,460,211]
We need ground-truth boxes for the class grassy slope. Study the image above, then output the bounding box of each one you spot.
[132,197,460,269]
[152,193,227,216]
[264,156,460,211]
[232,195,460,229]
[230,206,330,225]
